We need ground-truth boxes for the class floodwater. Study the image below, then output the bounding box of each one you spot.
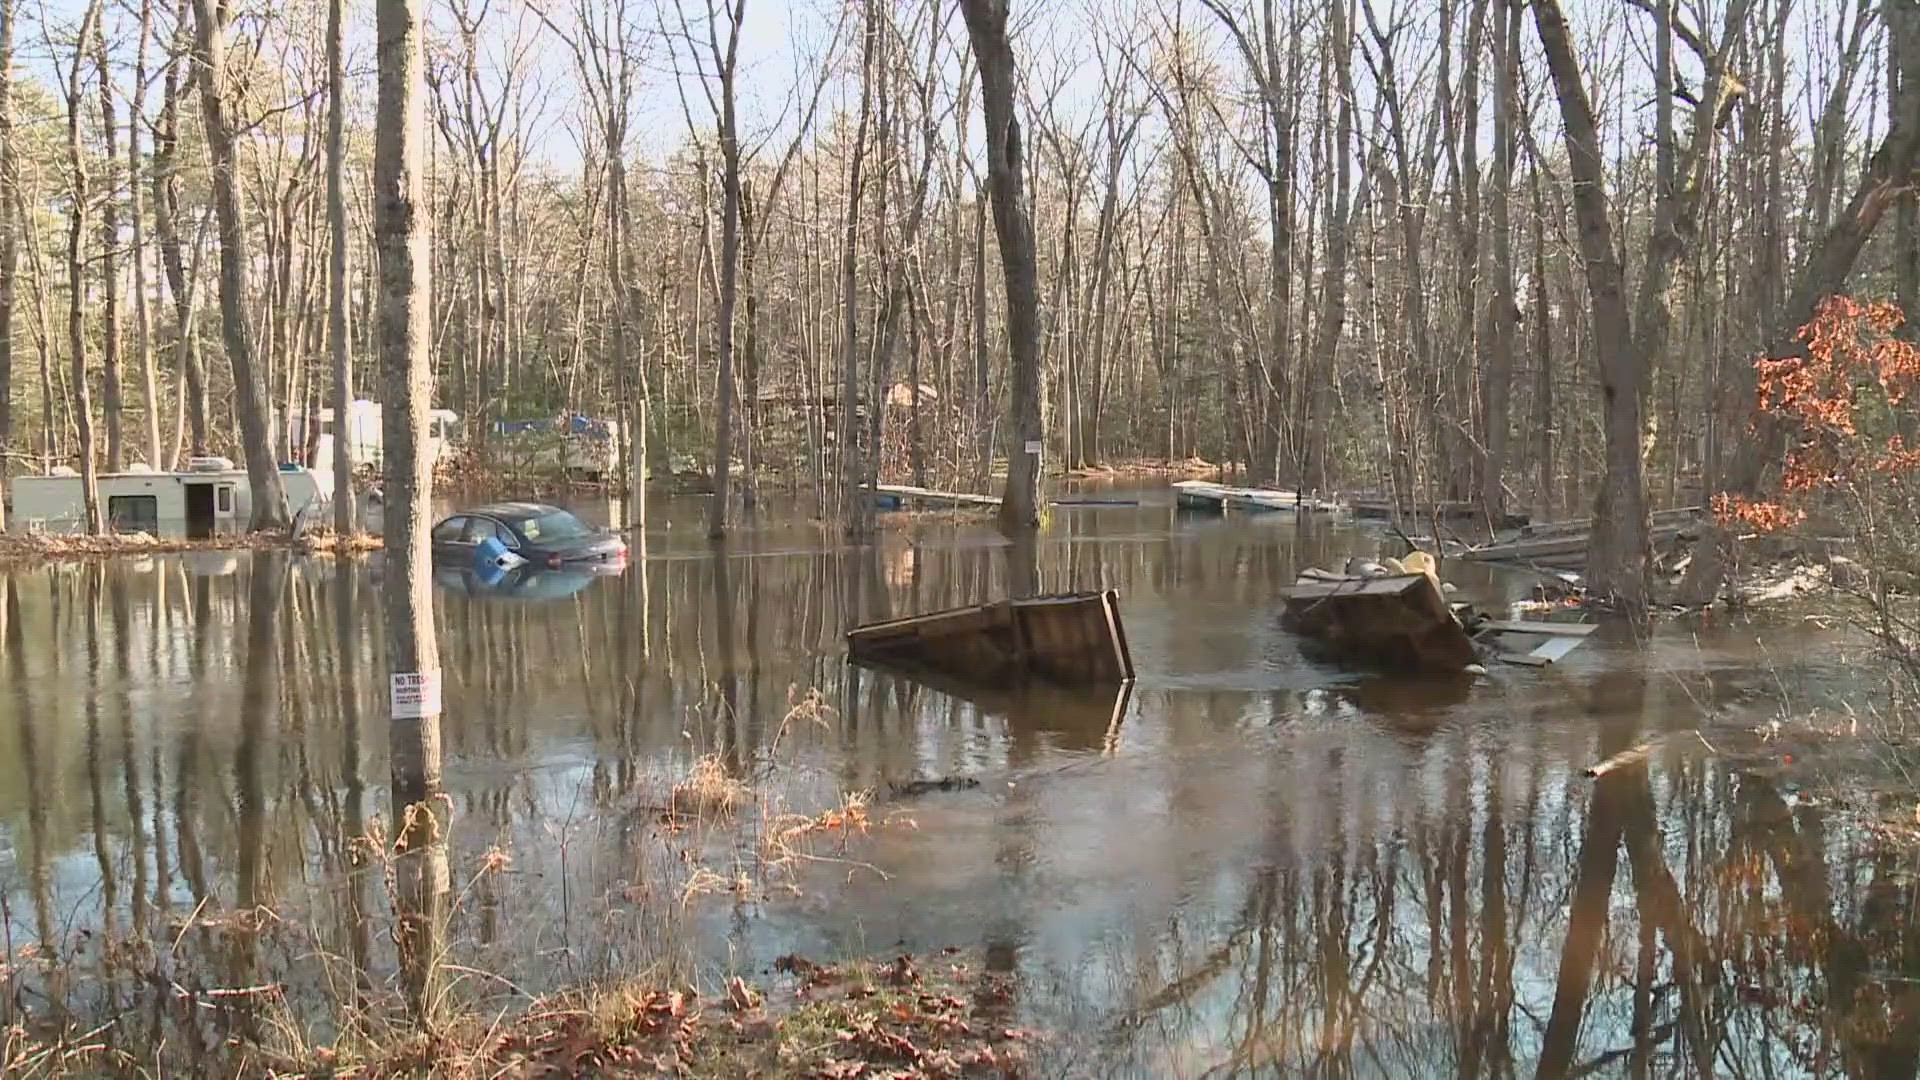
[0,489,1915,1076]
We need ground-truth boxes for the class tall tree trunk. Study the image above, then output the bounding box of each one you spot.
[839,1,877,530]
[191,0,291,528]
[155,1,206,460]
[327,0,354,534]
[1531,0,1647,607]
[1530,159,1554,516]
[130,0,161,469]
[0,0,15,532]
[961,0,1043,536]
[67,0,103,535]
[95,22,125,472]
[1480,0,1519,519]
[1306,0,1357,497]
[375,0,446,1020]
[706,0,745,540]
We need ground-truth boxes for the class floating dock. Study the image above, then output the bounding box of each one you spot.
[1173,480,1341,514]
[1461,507,1704,568]
[863,484,1002,510]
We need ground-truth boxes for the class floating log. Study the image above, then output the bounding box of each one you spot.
[1279,574,1480,672]
[846,590,1134,687]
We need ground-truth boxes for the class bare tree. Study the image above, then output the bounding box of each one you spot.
[375,0,447,1018]
[1478,0,1519,519]
[327,0,354,534]
[94,17,124,471]
[129,0,161,469]
[190,0,291,527]
[676,0,746,540]
[0,0,15,532]
[838,0,877,528]
[62,0,105,534]
[154,0,206,461]
[961,0,1043,534]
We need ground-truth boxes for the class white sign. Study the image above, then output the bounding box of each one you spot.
[1024,440,1043,455]
[390,671,443,719]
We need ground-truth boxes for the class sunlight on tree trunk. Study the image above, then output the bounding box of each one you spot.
[376,0,447,1019]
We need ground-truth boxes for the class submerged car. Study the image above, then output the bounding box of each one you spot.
[430,502,627,570]
[432,563,606,602]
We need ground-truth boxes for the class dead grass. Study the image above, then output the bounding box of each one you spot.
[670,753,753,818]
[0,528,382,565]
[303,952,1033,1078]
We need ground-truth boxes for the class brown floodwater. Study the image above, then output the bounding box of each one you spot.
[1,488,1915,1076]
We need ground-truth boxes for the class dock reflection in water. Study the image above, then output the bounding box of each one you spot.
[0,491,1911,1076]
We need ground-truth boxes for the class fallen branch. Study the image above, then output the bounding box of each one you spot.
[1585,731,1716,777]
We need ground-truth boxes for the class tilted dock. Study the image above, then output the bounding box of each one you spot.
[847,590,1134,687]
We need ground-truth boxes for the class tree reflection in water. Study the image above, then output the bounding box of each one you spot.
[0,504,1907,1075]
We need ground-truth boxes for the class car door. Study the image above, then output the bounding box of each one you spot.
[430,515,470,560]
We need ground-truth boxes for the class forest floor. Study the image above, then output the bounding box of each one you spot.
[0,529,381,566]
[318,953,1038,1078]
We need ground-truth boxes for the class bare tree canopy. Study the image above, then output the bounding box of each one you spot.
[0,0,1906,606]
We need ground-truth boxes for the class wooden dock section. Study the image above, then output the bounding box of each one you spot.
[1350,497,1529,529]
[863,484,1002,510]
[1461,507,1704,568]
[1174,480,1341,514]
[847,590,1134,687]
[1281,570,1599,670]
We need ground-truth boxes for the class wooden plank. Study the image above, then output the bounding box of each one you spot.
[1463,522,1688,563]
[1496,652,1553,667]
[1528,636,1588,663]
[863,483,1003,509]
[1280,576,1432,600]
[1475,620,1598,637]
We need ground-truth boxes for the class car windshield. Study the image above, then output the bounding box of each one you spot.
[516,510,591,542]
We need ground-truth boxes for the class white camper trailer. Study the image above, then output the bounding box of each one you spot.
[295,399,459,472]
[9,459,334,537]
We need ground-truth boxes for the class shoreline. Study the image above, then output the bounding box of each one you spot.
[0,529,382,566]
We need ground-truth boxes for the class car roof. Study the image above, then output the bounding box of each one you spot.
[463,501,565,522]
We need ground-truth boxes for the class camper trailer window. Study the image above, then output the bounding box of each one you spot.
[216,486,234,514]
[107,495,159,534]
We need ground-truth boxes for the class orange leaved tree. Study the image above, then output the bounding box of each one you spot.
[1716,295,1920,539]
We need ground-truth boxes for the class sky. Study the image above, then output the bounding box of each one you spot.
[6,0,1894,197]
